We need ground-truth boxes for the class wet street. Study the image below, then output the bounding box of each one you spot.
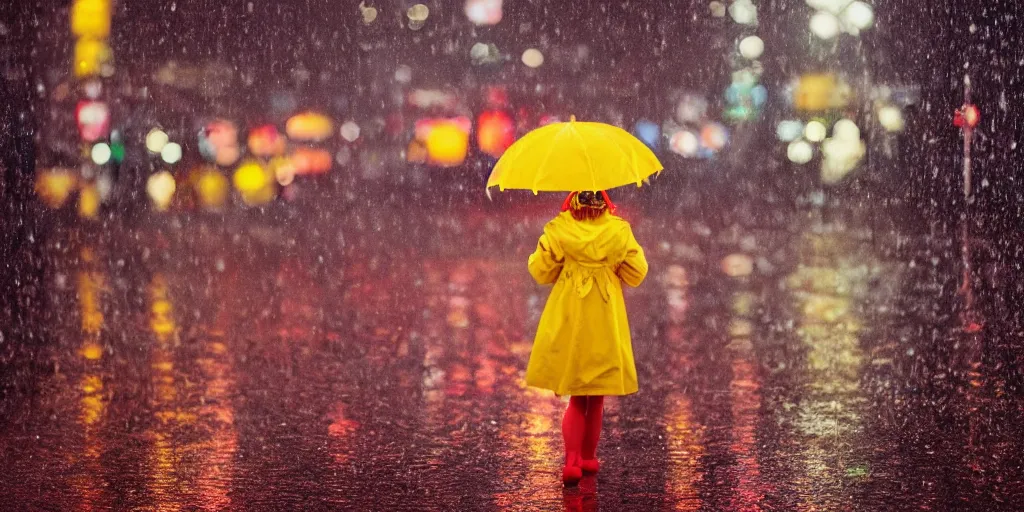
[2,187,1024,511]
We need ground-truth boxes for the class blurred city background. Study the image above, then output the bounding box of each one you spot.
[2,0,1024,509]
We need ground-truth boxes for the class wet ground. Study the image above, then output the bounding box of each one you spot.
[3,185,1024,511]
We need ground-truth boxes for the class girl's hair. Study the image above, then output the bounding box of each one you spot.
[562,191,615,221]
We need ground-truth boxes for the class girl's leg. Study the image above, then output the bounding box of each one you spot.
[562,396,588,483]
[581,396,604,473]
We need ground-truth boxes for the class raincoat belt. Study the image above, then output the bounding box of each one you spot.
[560,262,614,302]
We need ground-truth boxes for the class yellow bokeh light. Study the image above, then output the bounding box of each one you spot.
[233,162,267,193]
[78,183,101,218]
[35,169,78,209]
[80,343,103,360]
[285,112,334,142]
[196,169,229,209]
[233,162,275,205]
[71,0,112,39]
[80,375,104,394]
[426,123,470,167]
[794,74,843,112]
[74,39,112,78]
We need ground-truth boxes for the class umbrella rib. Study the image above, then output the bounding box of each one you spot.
[568,123,597,191]
[590,125,639,187]
[532,126,565,193]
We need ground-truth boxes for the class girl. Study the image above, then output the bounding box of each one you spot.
[525,190,648,485]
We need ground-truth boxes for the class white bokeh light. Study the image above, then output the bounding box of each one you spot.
[91,142,111,165]
[465,0,502,26]
[394,65,413,84]
[878,106,905,132]
[806,0,845,14]
[160,142,182,164]
[146,171,177,210]
[729,0,757,25]
[804,121,827,142]
[146,128,169,154]
[341,121,361,142]
[843,1,874,30]
[810,11,841,39]
[670,130,699,157]
[833,119,860,140]
[787,140,814,164]
[738,36,764,60]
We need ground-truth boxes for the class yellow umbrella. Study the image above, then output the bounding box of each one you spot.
[486,116,662,194]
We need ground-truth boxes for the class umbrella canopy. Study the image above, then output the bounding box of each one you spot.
[486,116,663,193]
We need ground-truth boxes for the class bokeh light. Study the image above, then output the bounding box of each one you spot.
[477,110,515,158]
[160,142,182,164]
[360,2,378,24]
[232,162,277,205]
[465,0,502,26]
[878,106,905,132]
[146,128,169,154]
[75,100,110,142]
[843,1,875,30]
[633,120,660,149]
[286,112,334,142]
[146,171,176,211]
[700,123,728,152]
[674,94,708,124]
[91,142,112,165]
[426,122,470,167]
[291,148,333,175]
[201,120,241,167]
[738,36,764,60]
[71,0,112,39]
[341,121,361,142]
[73,38,112,78]
[470,42,501,65]
[395,65,413,84]
[709,1,727,17]
[810,11,841,40]
[36,169,78,209]
[804,120,827,142]
[195,168,229,210]
[793,74,850,111]
[248,125,286,157]
[521,48,545,68]
[833,119,860,140]
[669,130,699,157]
[407,4,429,22]
[776,120,804,142]
[729,0,757,25]
[821,135,866,183]
[233,162,268,194]
[787,140,814,164]
[722,253,754,277]
[78,184,100,219]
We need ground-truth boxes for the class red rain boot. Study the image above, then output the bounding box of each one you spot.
[580,396,604,474]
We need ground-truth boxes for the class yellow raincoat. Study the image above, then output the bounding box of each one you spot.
[525,211,648,396]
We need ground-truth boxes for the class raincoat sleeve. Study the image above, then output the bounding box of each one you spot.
[528,228,564,285]
[616,225,648,287]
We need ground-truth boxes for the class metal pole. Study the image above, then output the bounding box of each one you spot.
[962,74,972,199]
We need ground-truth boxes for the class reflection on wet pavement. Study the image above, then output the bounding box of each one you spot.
[2,198,1024,510]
